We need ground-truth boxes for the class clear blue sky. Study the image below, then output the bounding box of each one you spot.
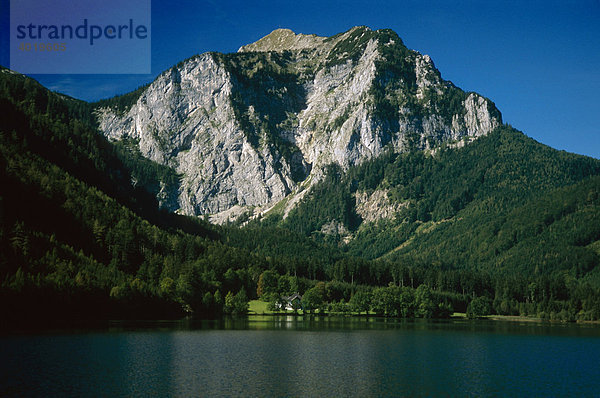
[1,0,599,158]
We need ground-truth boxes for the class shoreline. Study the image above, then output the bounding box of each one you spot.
[249,300,600,324]
[3,314,600,336]
[247,309,600,325]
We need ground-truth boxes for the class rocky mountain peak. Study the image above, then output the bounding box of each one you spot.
[96,27,502,221]
[238,28,327,53]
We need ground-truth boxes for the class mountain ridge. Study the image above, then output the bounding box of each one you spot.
[238,28,328,53]
[96,26,501,221]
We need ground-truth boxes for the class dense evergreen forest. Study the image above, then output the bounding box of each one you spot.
[1,68,600,323]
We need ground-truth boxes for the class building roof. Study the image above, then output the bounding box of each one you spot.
[283,293,302,302]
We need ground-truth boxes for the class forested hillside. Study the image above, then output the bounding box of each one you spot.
[2,68,600,323]
[280,126,600,269]
[0,69,260,320]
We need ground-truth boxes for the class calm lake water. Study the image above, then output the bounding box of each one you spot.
[1,316,600,397]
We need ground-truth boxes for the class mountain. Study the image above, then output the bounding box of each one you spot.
[1,27,600,323]
[0,67,310,321]
[280,125,600,276]
[0,66,344,322]
[96,27,501,221]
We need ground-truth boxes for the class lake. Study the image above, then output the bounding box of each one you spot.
[1,316,600,397]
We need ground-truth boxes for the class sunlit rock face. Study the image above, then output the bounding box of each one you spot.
[98,27,501,219]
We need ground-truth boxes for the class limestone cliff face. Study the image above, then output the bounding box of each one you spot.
[97,27,502,218]
[97,53,294,215]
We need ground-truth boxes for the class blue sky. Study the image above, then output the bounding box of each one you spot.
[1,0,599,158]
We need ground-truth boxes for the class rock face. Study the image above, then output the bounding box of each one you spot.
[97,27,502,218]
[355,189,408,223]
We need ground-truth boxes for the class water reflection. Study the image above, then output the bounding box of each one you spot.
[0,332,177,396]
[1,317,600,397]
